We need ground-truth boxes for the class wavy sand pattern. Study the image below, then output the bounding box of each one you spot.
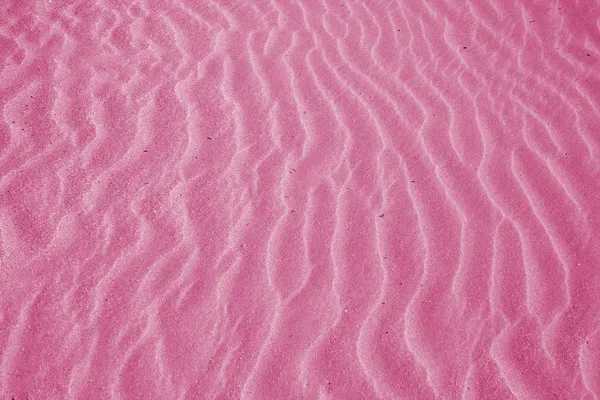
[1,0,599,399]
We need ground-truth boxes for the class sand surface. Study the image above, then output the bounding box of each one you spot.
[1,0,600,399]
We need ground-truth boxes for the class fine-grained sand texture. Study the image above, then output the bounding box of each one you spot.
[1,0,599,399]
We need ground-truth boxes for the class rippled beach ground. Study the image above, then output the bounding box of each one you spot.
[1,0,599,399]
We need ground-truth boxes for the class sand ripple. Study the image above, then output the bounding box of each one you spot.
[1,0,599,399]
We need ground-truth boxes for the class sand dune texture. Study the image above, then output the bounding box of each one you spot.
[1,0,600,399]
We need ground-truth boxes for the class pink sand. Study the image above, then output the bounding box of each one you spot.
[1,0,599,399]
